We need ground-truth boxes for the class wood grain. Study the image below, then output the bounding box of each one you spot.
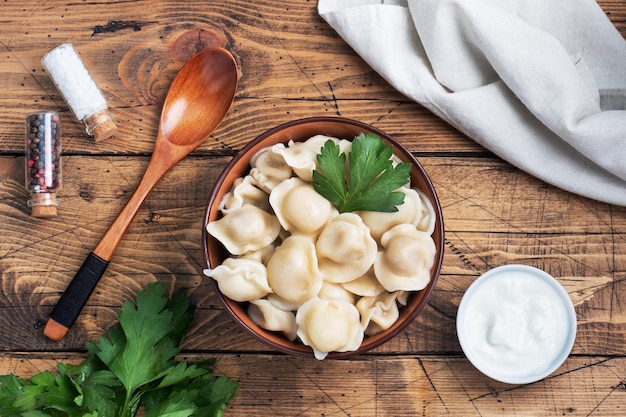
[1,353,625,417]
[1,0,625,416]
[1,155,624,354]
[0,0,476,155]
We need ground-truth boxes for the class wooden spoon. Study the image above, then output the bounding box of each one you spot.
[44,47,238,341]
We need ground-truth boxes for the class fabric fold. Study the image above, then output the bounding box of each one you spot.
[318,0,626,206]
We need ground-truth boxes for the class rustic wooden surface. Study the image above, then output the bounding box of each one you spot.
[1,1,625,416]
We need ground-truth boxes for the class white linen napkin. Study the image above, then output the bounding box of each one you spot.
[318,0,626,206]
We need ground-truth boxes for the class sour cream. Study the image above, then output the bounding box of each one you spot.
[456,265,576,384]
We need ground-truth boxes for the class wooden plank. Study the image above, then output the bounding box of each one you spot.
[3,1,624,155]
[0,352,625,417]
[0,0,583,155]
[1,155,624,354]
[2,0,625,153]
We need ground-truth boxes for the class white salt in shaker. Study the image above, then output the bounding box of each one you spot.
[42,43,117,142]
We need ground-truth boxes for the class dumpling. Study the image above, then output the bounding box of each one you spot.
[266,235,324,305]
[341,267,385,297]
[296,297,364,360]
[219,175,270,214]
[395,290,410,306]
[415,189,436,235]
[238,244,275,265]
[266,293,300,312]
[248,299,298,341]
[203,258,271,302]
[269,177,335,236]
[318,281,358,304]
[358,187,424,243]
[250,146,293,192]
[272,135,348,182]
[336,138,353,155]
[315,213,378,283]
[356,291,400,336]
[374,224,436,292]
[206,204,281,255]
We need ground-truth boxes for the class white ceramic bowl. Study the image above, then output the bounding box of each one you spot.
[456,264,576,384]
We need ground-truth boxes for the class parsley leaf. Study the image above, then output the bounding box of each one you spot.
[90,282,181,401]
[0,282,238,417]
[0,375,26,417]
[312,133,412,213]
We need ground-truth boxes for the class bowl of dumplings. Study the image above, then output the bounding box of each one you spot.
[202,116,444,359]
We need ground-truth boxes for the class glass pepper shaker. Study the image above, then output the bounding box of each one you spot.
[26,112,62,217]
[41,43,116,142]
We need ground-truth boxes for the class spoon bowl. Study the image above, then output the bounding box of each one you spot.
[160,52,237,146]
[44,47,238,341]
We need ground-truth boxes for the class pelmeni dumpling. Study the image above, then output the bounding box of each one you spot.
[266,235,324,305]
[248,299,298,341]
[358,187,424,243]
[271,136,323,182]
[415,189,436,235]
[374,224,436,292]
[238,244,275,265]
[271,135,351,182]
[207,204,281,255]
[269,177,335,236]
[204,258,271,302]
[266,293,300,312]
[395,290,410,306]
[316,213,377,283]
[219,175,270,214]
[296,297,364,360]
[318,281,358,304]
[250,146,293,192]
[356,291,401,336]
[341,267,385,297]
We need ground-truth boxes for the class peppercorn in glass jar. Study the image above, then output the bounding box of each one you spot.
[25,112,62,217]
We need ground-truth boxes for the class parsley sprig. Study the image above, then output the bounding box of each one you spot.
[312,133,412,213]
[0,282,238,417]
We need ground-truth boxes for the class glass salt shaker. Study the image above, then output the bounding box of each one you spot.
[41,43,116,142]
[26,112,62,217]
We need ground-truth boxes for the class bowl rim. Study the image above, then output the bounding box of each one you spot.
[202,116,445,358]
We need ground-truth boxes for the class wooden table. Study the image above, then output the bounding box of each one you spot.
[1,1,625,415]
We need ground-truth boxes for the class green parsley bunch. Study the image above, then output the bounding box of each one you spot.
[0,282,237,417]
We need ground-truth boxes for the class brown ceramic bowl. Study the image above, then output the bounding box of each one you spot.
[202,116,444,358]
